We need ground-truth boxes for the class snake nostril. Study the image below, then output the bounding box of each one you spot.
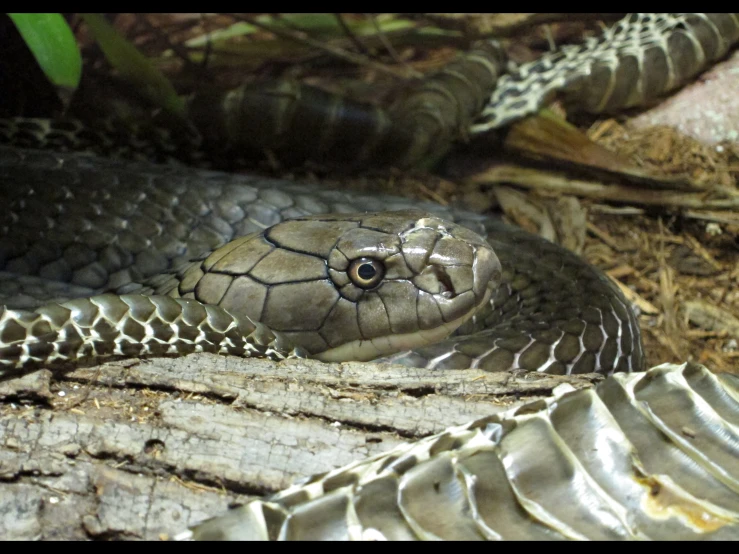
[432,266,455,298]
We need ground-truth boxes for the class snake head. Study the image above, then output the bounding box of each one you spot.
[174,210,500,362]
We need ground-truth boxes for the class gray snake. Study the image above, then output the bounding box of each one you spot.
[0,13,738,540]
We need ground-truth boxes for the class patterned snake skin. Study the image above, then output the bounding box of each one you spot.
[0,13,738,540]
[473,13,739,132]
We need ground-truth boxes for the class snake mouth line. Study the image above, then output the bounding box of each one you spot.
[316,287,492,363]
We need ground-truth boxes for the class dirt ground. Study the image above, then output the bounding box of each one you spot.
[586,124,738,374]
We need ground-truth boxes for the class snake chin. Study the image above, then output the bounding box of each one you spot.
[315,286,493,363]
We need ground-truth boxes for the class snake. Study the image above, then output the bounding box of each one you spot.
[0,13,738,540]
[3,14,739,170]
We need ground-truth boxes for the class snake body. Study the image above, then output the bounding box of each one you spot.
[0,146,641,375]
[473,13,739,132]
[186,362,739,541]
[0,13,737,540]
[2,14,738,169]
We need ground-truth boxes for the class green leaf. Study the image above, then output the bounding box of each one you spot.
[80,13,185,117]
[8,13,82,92]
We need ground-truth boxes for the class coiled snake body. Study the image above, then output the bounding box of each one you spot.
[0,13,738,540]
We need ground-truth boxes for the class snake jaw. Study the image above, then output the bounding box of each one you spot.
[313,213,500,362]
[314,301,488,363]
[316,265,496,363]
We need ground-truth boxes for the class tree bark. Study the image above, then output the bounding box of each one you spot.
[0,354,603,540]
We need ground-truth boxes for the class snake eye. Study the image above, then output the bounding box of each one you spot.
[347,257,385,289]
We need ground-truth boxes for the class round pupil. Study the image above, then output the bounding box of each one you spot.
[357,263,376,280]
